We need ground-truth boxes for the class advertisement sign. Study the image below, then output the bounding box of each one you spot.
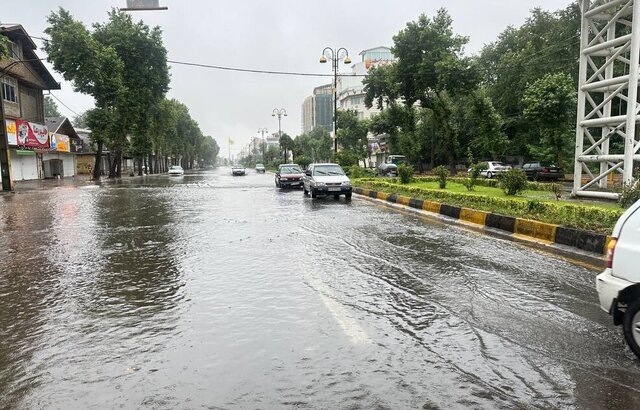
[50,133,70,152]
[15,120,49,149]
[5,119,17,145]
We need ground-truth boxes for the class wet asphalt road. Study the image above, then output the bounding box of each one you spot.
[0,167,639,409]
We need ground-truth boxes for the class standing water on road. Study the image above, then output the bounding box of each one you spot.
[1,168,639,408]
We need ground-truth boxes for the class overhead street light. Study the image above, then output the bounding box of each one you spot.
[272,108,287,138]
[121,0,168,11]
[319,47,351,153]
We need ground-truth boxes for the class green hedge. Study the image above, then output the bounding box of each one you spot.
[354,179,622,234]
[409,176,556,192]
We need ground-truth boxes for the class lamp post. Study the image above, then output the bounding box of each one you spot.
[319,47,351,153]
[272,108,288,162]
[272,108,287,138]
[258,127,268,162]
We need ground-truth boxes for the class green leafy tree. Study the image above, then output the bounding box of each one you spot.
[522,72,576,168]
[45,8,169,179]
[72,111,90,128]
[337,109,369,163]
[44,96,61,117]
[279,133,294,162]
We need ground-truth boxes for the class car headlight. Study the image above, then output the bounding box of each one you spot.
[341,181,351,186]
[315,182,326,187]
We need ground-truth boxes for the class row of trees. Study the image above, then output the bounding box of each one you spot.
[357,5,580,173]
[44,8,218,179]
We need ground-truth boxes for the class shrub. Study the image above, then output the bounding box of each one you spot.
[398,163,414,184]
[349,165,365,179]
[433,165,450,189]
[499,168,528,196]
[619,179,640,208]
[550,183,562,200]
[464,162,487,191]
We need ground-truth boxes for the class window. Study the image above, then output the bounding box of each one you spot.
[2,77,18,103]
[7,41,21,60]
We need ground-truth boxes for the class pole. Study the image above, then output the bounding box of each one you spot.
[333,56,338,154]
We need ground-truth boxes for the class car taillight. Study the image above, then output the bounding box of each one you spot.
[543,168,550,172]
[606,238,617,268]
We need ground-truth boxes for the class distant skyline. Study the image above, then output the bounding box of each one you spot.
[8,0,572,156]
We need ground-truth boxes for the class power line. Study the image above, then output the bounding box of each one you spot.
[48,92,80,116]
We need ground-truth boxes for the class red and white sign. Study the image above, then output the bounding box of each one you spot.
[15,120,49,149]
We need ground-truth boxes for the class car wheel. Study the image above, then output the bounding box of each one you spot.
[345,193,352,201]
[333,194,340,200]
[533,172,540,182]
[311,187,317,198]
[303,185,308,196]
[486,171,493,179]
[623,299,640,360]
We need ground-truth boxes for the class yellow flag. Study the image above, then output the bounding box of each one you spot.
[228,137,234,145]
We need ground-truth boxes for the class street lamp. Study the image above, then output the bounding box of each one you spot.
[320,47,351,153]
[272,108,287,138]
[258,127,268,162]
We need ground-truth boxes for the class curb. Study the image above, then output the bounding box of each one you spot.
[354,186,609,267]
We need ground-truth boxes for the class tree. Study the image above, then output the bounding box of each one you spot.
[522,72,576,168]
[45,8,169,179]
[73,111,89,128]
[44,96,61,117]
[279,133,294,162]
[337,110,369,164]
[364,9,479,172]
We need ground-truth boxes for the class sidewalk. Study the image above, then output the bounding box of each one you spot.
[6,173,147,193]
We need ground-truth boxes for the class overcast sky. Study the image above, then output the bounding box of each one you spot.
[8,0,571,155]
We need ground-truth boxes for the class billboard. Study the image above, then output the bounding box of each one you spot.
[15,120,50,149]
[124,0,167,10]
[50,133,70,152]
[5,119,17,145]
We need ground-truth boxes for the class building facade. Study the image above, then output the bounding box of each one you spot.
[1,25,63,181]
[301,84,333,134]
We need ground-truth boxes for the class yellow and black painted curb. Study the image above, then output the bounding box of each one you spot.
[354,187,611,257]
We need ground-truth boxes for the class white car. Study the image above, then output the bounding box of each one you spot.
[255,163,266,173]
[475,161,511,179]
[231,165,246,176]
[302,163,352,199]
[596,199,640,359]
[168,165,184,176]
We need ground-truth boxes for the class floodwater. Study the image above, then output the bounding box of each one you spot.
[0,168,638,409]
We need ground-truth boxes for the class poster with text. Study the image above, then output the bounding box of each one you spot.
[15,120,49,149]
[5,120,17,145]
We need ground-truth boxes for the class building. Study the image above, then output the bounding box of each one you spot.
[338,46,395,120]
[338,46,395,167]
[44,116,82,177]
[301,84,333,134]
[1,24,62,181]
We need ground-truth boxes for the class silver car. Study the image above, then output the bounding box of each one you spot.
[303,163,352,200]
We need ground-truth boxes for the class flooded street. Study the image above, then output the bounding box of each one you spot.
[1,168,639,409]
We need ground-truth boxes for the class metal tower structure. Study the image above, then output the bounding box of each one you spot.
[574,0,640,199]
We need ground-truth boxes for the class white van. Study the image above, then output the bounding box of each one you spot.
[596,199,640,359]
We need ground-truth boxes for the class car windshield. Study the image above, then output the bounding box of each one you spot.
[256,164,264,167]
[280,166,301,174]
[313,165,345,176]
[170,166,181,170]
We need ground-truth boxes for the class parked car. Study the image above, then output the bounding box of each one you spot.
[303,163,352,199]
[275,164,304,188]
[255,163,266,173]
[378,162,398,177]
[168,165,184,176]
[522,162,563,181]
[596,198,640,359]
[231,165,246,176]
[378,154,406,176]
[475,161,511,179]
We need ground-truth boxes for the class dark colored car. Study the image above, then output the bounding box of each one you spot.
[378,163,397,176]
[522,162,563,181]
[275,164,304,188]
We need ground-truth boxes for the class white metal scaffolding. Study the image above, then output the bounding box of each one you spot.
[574,0,640,199]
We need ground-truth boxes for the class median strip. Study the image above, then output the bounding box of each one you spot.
[353,186,609,258]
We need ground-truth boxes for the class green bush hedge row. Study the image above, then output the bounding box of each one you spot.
[354,179,622,234]
[409,176,556,192]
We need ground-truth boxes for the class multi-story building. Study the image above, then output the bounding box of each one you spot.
[1,24,67,182]
[338,46,395,120]
[301,84,333,134]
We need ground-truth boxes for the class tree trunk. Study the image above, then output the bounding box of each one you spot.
[137,158,143,176]
[116,152,122,178]
[108,152,116,178]
[93,141,104,181]
[148,154,154,174]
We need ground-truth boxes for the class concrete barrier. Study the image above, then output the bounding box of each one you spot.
[354,186,609,256]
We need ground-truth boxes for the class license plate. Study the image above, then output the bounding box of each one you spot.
[550,170,557,172]
[291,182,300,185]
[328,187,340,192]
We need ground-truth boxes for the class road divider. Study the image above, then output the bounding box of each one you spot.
[353,186,609,260]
